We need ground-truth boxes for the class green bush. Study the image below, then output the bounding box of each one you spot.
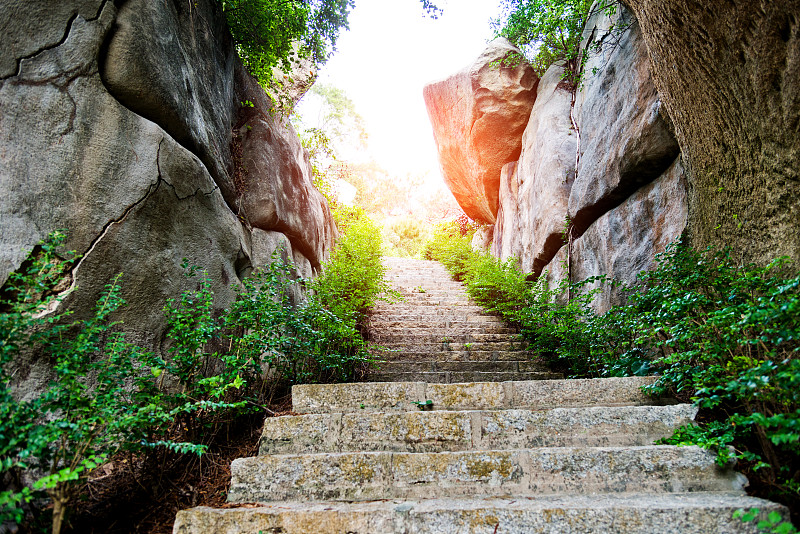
[312,215,397,326]
[628,243,800,510]
[0,227,392,531]
[0,236,210,534]
[423,229,800,514]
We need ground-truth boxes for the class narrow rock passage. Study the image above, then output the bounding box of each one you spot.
[174,258,788,533]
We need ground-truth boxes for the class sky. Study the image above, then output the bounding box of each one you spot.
[297,0,504,191]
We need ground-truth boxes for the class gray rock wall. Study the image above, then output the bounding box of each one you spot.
[491,64,577,277]
[625,0,800,267]
[0,0,335,370]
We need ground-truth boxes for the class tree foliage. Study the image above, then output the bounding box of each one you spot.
[222,0,354,88]
[223,0,442,90]
[492,0,617,84]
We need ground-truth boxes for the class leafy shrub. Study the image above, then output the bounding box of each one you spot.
[424,230,800,515]
[628,243,800,511]
[0,236,208,534]
[1,226,391,530]
[312,216,397,326]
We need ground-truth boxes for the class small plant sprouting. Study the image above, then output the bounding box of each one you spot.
[412,400,433,411]
[733,508,796,534]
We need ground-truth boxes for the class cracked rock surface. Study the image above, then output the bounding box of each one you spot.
[0,0,334,395]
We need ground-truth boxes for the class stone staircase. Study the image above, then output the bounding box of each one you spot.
[365,258,561,384]
[173,257,788,533]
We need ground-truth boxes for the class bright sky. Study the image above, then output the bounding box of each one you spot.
[299,0,503,187]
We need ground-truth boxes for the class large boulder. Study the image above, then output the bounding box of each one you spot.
[569,3,679,236]
[0,0,335,378]
[624,0,800,266]
[461,1,691,312]
[571,157,688,313]
[235,69,336,270]
[101,0,239,206]
[0,5,249,394]
[423,38,538,223]
[502,64,577,276]
[100,0,334,268]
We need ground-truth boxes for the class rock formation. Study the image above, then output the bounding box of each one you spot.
[0,0,335,383]
[423,38,538,224]
[427,3,689,311]
[490,64,577,277]
[625,0,800,267]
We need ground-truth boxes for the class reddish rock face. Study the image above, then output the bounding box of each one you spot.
[423,38,538,224]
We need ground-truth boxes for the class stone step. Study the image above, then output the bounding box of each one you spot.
[258,404,698,455]
[371,332,522,343]
[372,302,479,311]
[227,446,746,503]
[389,299,475,306]
[293,377,660,414]
[370,360,549,374]
[371,322,519,340]
[393,286,472,293]
[175,494,789,534]
[371,305,491,315]
[372,350,536,362]
[368,314,503,324]
[376,341,530,353]
[367,371,561,384]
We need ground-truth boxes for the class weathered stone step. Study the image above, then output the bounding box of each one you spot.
[373,302,478,311]
[372,350,535,362]
[377,341,530,353]
[393,287,473,293]
[227,446,745,502]
[293,377,661,414]
[371,332,521,343]
[371,305,491,315]
[367,371,560,384]
[368,314,503,324]
[370,325,516,337]
[259,404,698,455]
[388,295,475,308]
[175,494,789,534]
[370,360,548,374]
